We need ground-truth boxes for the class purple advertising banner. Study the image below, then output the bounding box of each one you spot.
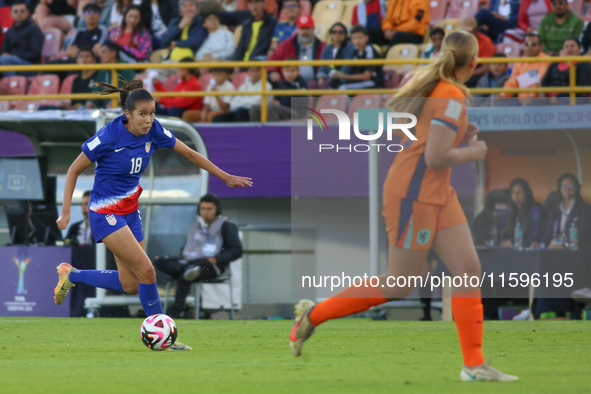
[0,246,71,317]
[0,130,36,157]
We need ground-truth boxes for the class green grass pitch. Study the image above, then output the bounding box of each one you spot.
[1,318,590,393]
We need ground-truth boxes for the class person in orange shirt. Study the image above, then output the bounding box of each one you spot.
[289,30,519,383]
[381,0,430,46]
[500,34,550,100]
[460,16,496,87]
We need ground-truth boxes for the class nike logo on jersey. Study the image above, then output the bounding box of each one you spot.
[115,147,125,152]
[148,300,159,306]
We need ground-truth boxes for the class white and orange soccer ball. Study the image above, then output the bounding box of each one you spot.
[140,314,178,351]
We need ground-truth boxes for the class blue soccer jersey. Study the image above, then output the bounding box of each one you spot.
[81,114,176,215]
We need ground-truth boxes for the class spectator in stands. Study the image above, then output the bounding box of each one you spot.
[65,190,95,245]
[474,53,510,102]
[156,193,242,319]
[420,26,443,59]
[459,16,496,88]
[538,0,583,55]
[330,26,384,90]
[250,60,306,121]
[232,0,277,63]
[580,23,591,55]
[352,0,387,46]
[195,12,234,60]
[501,0,550,44]
[182,67,235,122]
[33,0,76,33]
[542,173,591,249]
[541,38,591,100]
[91,40,136,108]
[475,0,519,43]
[316,22,355,89]
[153,57,203,118]
[108,5,152,62]
[212,66,272,122]
[267,15,324,84]
[500,33,550,100]
[39,48,98,110]
[381,0,429,46]
[0,1,44,77]
[160,0,207,60]
[269,0,300,53]
[500,178,546,248]
[51,3,108,65]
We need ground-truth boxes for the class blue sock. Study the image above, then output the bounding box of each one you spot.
[69,270,125,293]
[138,282,163,316]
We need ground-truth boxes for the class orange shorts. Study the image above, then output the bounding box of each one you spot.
[382,187,467,250]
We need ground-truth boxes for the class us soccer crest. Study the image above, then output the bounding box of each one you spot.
[106,214,117,226]
[145,142,152,153]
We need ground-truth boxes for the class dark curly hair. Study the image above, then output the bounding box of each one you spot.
[94,78,154,112]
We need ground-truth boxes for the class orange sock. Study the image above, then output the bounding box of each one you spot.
[309,280,387,326]
[452,289,485,367]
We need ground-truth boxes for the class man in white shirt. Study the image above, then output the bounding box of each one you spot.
[212,67,273,122]
[195,13,235,61]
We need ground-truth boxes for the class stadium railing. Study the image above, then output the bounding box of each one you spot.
[0,56,589,122]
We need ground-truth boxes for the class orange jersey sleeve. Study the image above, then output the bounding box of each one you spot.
[383,81,468,205]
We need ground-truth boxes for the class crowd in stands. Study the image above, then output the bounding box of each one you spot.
[1,0,591,120]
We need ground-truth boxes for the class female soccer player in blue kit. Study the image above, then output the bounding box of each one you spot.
[54,79,252,350]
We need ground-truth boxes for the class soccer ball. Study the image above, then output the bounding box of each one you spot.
[140,314,178,351]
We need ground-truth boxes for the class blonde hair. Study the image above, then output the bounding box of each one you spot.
[388,30,478,113]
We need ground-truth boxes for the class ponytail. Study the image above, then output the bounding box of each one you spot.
[388,30,477,114]
[95,78,153,112]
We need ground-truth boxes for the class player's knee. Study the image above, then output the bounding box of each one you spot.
[137,264,157,284]
[122,281,139,294]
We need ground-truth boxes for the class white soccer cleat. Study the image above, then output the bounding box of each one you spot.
[289,299,316,357]
[512,309,531,320]
[460,363,519,382]
[183,266,202,282]
[571,288,591,304]
[168,341,193,351]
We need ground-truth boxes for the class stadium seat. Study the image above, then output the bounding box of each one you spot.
[14,101,41,111]
[29,74,60,95]
[314,23,329,42]
[0,76,28,108]
[0,6,13,33]
[417,43,430,56]
[348,95,383,118]
[566,0,584,15]
[341,0,359,27]
[383,69,399,88]
[42,28,64,62]
[56,74,77,107]
[0,101,9,111]
[233,25,242,46]
[429,0,448,25]
[433,18,460,34]
[279,0,311,21]
[199,73,213,91]
[384,44,418,73]
[164,74,181,91]
[445,0,479,19]
[495,42,521,58]
[312,1,345,30]
[232,71,248,89]
[314,95,349,113]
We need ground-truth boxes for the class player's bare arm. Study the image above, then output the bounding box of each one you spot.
[57,152,92,230]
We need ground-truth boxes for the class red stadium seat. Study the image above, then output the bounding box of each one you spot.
[56,74,78,106]
[383,69,399,89]
[0,76,28,108]
[199,73,212,91]
[348,95,383,118]
[29,74,60,95]
[42,28,64,62]
[164,73,181,91]
[495,42,521,57]
[429,0,448,25]
[0,101,9,111]
[14,101,41,111]
[279,0,311,21]
[445,0,479,19]
[232,71,248,89]
[314,95,349,114]
[0,6,13,32]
